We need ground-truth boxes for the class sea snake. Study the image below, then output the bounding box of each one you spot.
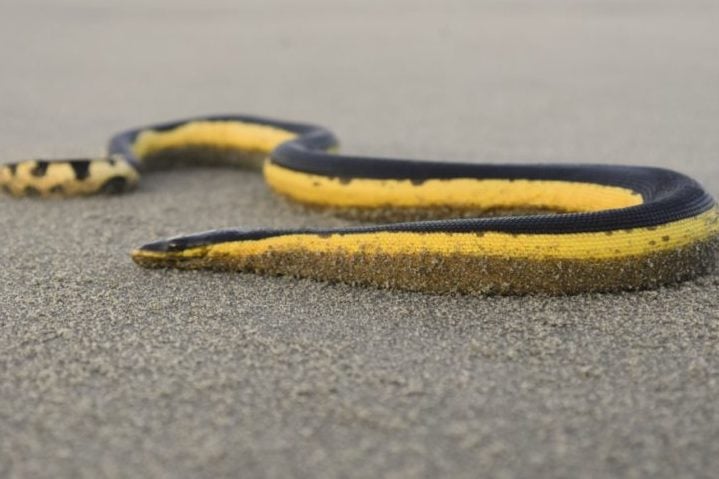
[2,115,718,294]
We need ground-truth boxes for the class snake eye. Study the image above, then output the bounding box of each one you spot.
[166,240,185,252]
[137,237,187,253]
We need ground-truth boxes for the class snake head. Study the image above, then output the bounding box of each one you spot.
[131,228,287,269]
[131,234,211,269]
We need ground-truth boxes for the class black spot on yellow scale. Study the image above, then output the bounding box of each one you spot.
[605,231,614,236]
[662,235,670,242]
[100,176,128,194]
[70,160,90,180]
[49,184,64,194]
[338,177,352,185]
[410,178,426,186]
[649,240,657,246]
[24,186,40,196]
[31,161,49,177]
[7,164,17,176]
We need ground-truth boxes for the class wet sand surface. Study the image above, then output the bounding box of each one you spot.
[1,1,718,477]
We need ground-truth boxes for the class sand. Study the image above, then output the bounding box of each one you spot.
[1,1,718,477]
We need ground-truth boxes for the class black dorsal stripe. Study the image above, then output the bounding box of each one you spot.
[108,115,716,235]
[69,160,90,180]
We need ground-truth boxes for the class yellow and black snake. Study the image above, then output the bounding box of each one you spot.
[2,115,718,294]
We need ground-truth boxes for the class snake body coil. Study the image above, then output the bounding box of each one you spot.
[2,115,718,294]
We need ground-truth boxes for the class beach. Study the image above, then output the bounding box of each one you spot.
[1,1,718,477]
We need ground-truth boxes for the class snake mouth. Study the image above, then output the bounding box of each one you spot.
[131,237,210,268]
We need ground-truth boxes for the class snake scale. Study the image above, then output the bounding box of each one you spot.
[2,115,718,294]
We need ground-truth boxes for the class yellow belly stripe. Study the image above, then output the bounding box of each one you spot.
[133,209,719,264]
[263,162,644,213]
[130,121,646,215]
[132,121,297,160]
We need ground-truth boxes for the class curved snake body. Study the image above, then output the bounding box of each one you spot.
[2,115,718,294]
